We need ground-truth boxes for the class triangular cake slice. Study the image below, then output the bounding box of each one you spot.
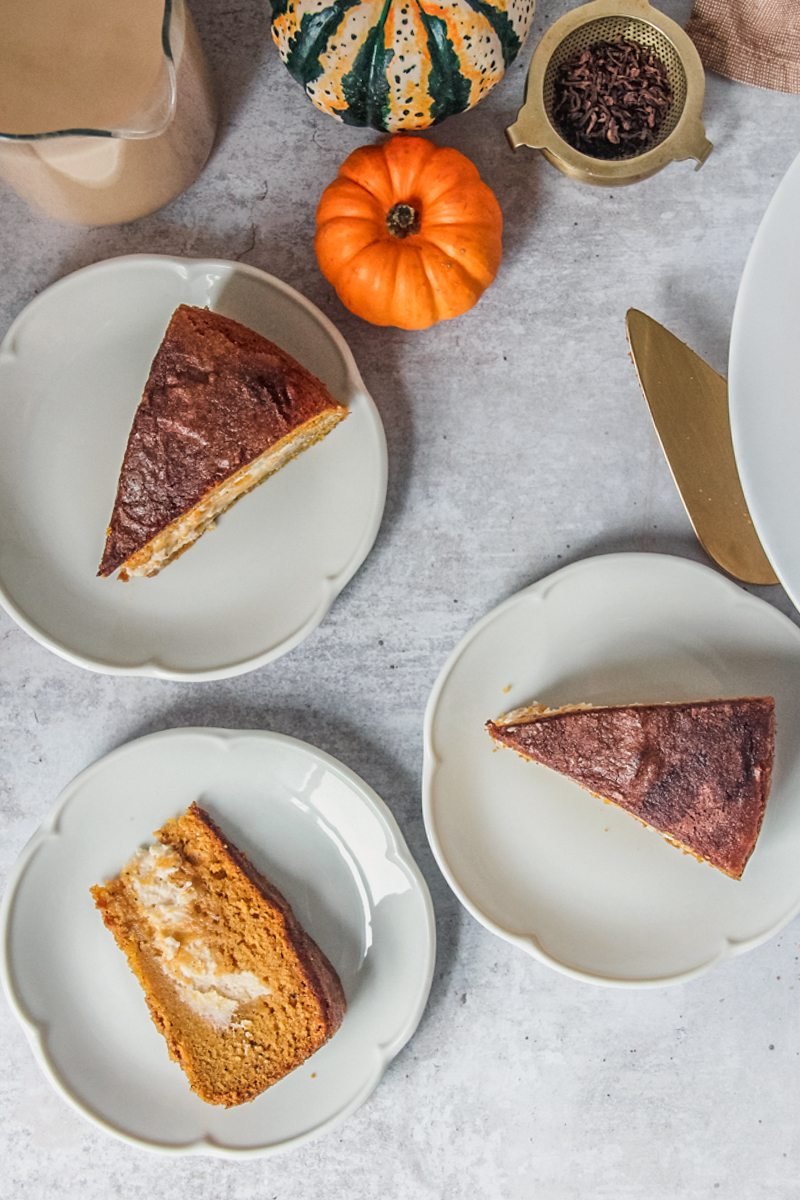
[486,698,775,879]
[91,803,346,1107]
[98,305,348,579]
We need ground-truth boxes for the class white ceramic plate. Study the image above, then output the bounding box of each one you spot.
[423,553,800,986]
[730,151,800,610]
[0,255,387,679]
[0,728,434,1156]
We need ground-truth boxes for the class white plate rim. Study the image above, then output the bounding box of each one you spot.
[422,551,800,988]
[0,254,388,682]
[0,726,436,1157]
[729,151,800,610]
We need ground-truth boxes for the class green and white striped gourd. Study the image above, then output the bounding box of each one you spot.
[270,0,536,131]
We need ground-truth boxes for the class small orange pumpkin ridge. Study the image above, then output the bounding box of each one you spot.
[314,136,503,331]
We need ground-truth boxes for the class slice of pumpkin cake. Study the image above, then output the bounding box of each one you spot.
[486,698,775,879]
[91,802,346,1106]
[98,304,348,579]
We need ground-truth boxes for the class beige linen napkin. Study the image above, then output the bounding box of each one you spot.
[687,0,800,93]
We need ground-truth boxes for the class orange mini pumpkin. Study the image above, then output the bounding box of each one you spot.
[315,137,503,331]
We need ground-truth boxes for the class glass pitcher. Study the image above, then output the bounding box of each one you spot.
[0,0,217,225]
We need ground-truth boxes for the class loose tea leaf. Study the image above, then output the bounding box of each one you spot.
[551,38,673,160]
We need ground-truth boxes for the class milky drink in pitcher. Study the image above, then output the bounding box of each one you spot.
[0,0,216,224]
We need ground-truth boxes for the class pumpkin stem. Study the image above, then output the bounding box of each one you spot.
[387,202,421,238]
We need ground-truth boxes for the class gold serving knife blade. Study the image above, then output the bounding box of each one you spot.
[626,309,779,586]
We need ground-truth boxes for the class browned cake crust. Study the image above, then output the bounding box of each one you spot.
[486,698,775,879]
[98,304,345,576]
[91,802,346,1106]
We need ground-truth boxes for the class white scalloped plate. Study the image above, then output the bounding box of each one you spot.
[730,151,800,612]
[0,729,435,1156]
[0,255,387,679]
[423,554,800,986]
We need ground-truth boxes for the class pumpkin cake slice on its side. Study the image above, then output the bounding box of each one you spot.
[486,698,776,879]
[91,803,346,1107]
[98,304,348,579]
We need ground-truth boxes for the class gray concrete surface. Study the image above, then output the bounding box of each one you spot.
[1,2,799,1197]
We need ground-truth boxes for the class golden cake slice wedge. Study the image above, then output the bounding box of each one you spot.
[91,803,346,1106]
[486,698,775,879]
[98,305,348,579]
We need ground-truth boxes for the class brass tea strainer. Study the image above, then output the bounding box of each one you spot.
[507,0,712,185]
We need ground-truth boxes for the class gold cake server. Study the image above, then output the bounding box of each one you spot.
[626,309,778,586]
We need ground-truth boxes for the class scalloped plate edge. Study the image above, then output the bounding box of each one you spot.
[422,553,800,988]
[0,727,436,1156]
[0,255,388,681]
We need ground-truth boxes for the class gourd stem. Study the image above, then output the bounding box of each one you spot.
[387,202,420,238]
